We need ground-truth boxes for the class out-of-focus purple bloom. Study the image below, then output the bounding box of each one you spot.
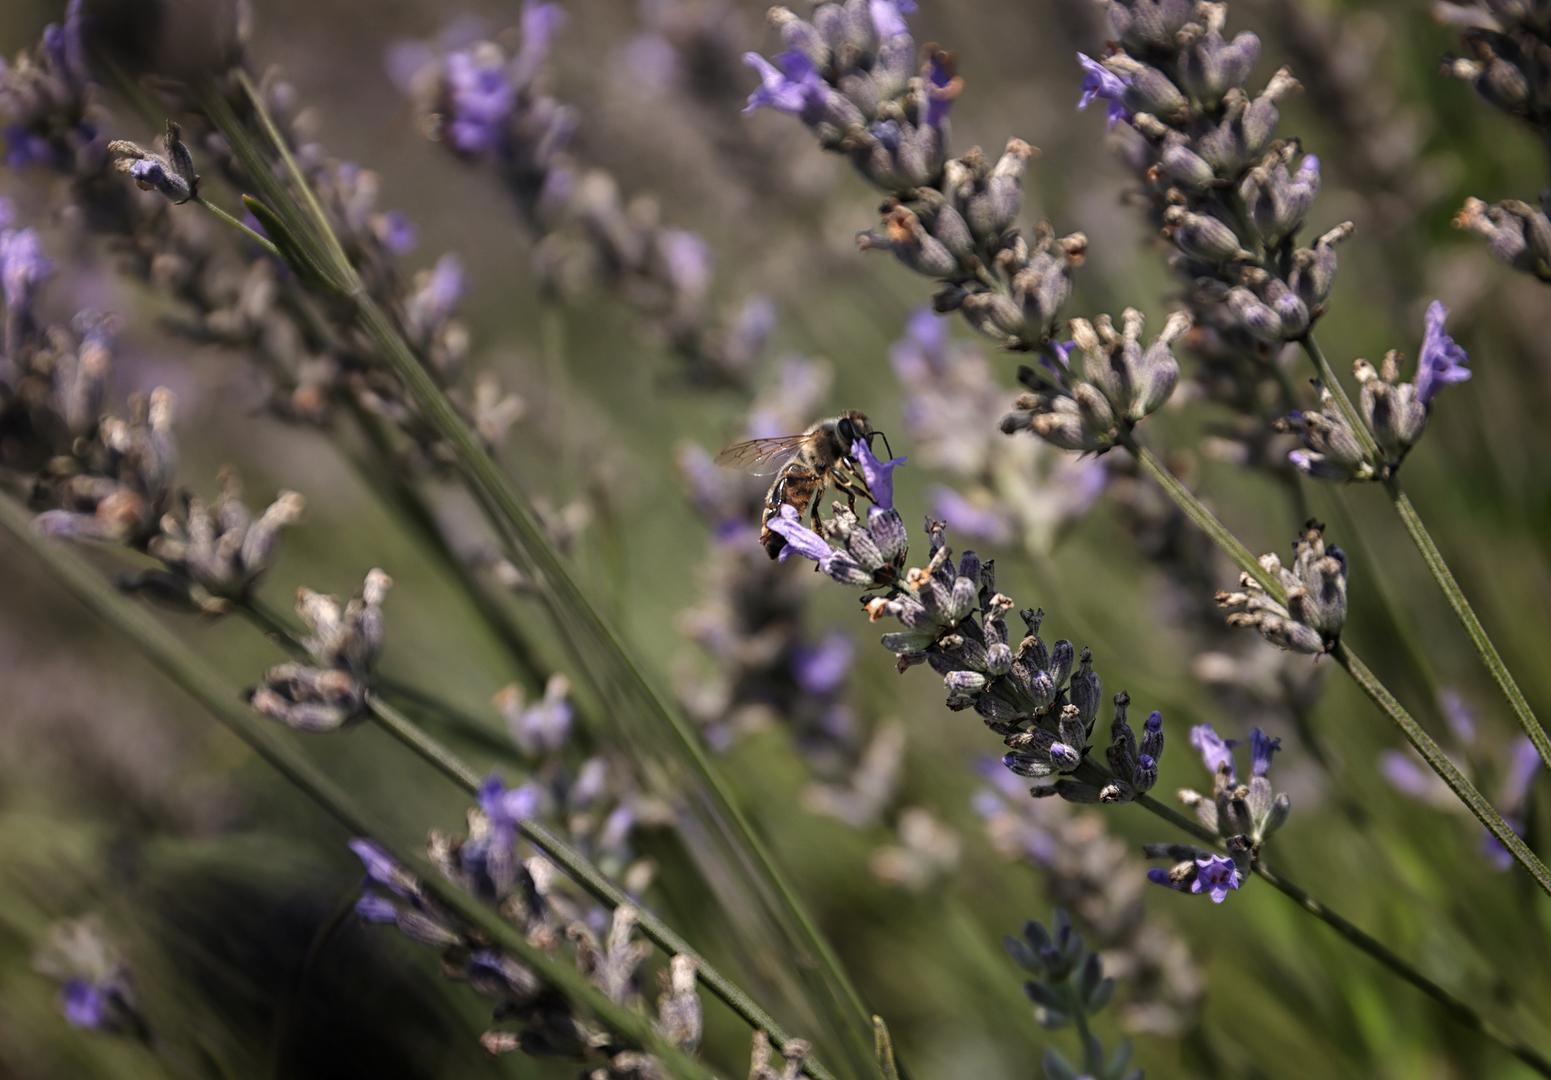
[1379,751,1439,800]
[658,229,711,301]
[504,676,574,756]
[1504,736,1541,808]
[0,214,52,312]
[1415,301,1470,406]
[852,437,906,511]
[931,485,1012,544]
[478,774,542,834]
[1440,689,1476,745]
[354,894,399,924]
[870,0,917,40]
[4,124,56,168]
[421,255,465,324]
[61,980,108,1029]
[377,211,418,255]
[792,632,854,696]
[444,48,516,154]
[1076,53,1129,128]
[743,50,826,116]
[1191,855,1242,903]
[348,838,405,893]
[519,1,567,68]
[1189,723,1237,780]
[890,307,950,381]
[1249,728,1281,777]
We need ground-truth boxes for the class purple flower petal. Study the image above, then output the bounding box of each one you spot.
[1189,723,1237,780]
[1416,300,1470,406]
[851,437,906,511]
[1190,854,1242,904]
[1076,53,1129,128]
[743,50,826,116]
[767,504,834,564]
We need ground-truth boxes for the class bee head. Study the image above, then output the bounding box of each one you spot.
[838,411,892,459]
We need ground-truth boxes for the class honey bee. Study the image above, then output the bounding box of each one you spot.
[715,410,892,559]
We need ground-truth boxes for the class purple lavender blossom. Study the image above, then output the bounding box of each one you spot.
[1415,301,1471,406]
[517,1,567,73]
[0,214,51,312]
[1249,728,1281,777]
[1189,723,1237,780]
[1076,53,1129,128]
[444,48,516,154]
[1379,751,1441,801]
[420,255,465,325]
[851,437,907,511]
[61,980,108,1029]
[792,632,855,696]
[870,0,918,41]
[767,505,834,564]
[742,51,826,117]
[658,229,711,302]
[890,308,950,381]
[1440,689,1476,744]
[377,211,418,255]
[354,894,400,924]
[349,838,407,893]
[1190,855,1243,903]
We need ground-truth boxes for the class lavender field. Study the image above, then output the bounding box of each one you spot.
[2,0,1551,1076]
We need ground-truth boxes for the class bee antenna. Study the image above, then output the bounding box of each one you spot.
[874,430,895,459]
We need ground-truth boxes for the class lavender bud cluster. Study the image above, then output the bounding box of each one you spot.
[248,570,391,732]
[1006,910,1142,1080]
[1000,309,1190,452]
[745,2,1088,352]
[395,5,772,389]
[0,0,97,171]
[108,121,199,204]
[1147,724,1290,904]
[1278,302,1471,480]
[349,761,691,1068]
[1216,522,1348,654]
[1439,0,1551,282]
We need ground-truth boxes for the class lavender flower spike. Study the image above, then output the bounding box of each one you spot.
[1415,301,1471,406]
[1076,53,1129,128]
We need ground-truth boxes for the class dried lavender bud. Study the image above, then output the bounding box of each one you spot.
[120,470,304,614]
[33,917,150,1041]
[1216,522,1347,654]
[248,569,392,731]
[746,4,1083,350]
[1001,309,1190,452]
[1455,196,1551,281]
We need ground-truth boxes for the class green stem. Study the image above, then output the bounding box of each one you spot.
[1067,988,1102,1075]
[192,195,280,259]
[0,497,715,1080]
[1117,432,1279,596]
[1383,478,1551,771]
[241,597,830,1079]
[1130,793,1551,1078]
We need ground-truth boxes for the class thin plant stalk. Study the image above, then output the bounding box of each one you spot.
[1123,789,1551,1078]
[1113,432,1551,895]
[197,73,878,1072]
[1296,334,1549,770]
[1383,477,1551,768]
[0,496,716,1080]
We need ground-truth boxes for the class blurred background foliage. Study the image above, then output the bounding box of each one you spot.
[1,0,1550,1077]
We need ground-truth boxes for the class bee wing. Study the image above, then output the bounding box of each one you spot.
[713,434,810,476]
